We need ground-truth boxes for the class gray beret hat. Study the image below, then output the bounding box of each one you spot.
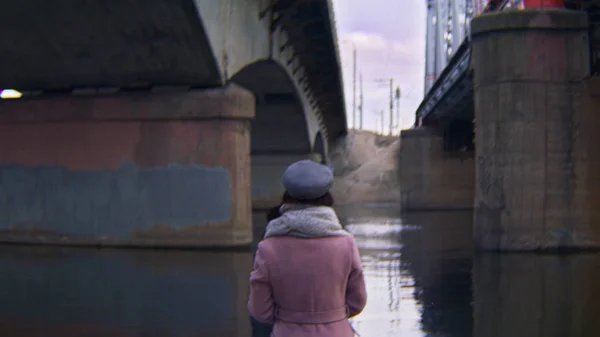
[282,159,334,200]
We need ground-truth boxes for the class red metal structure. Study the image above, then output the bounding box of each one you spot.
[523,0,565,7]
[475,0,572,15]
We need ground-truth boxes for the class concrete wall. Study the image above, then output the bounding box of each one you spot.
[471,9,599,251]
[0,85,255,248]
[577,78,600,247]
[399,128,474,211]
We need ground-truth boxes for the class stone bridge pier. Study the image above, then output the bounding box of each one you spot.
[399,122,475,211]
[0,86,255,248]
[471,9,600,251]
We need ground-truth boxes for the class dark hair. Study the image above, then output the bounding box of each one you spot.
[266,206,281,222]
[260,206,282,240]
[281,191,334,207]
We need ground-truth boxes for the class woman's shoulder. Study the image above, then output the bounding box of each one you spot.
[257,236,294,248]
[256,237,290,253]
[259,234,356,250]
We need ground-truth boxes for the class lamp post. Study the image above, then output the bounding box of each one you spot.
[375,78,395,135]
[358,73,363,130]
[391,87,401,134]
[353,48,357,129]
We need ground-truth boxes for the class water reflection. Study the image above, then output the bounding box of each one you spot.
[473,253,600,337]
[0,247,252,337]
[0,206,599,337]
[337,206,473,337]
[340,211,419,336]
[400,211,474,337]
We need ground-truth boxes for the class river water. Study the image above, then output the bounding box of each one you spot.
[0,205,598,336]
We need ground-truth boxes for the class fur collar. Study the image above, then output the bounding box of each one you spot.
[263,204,351,239]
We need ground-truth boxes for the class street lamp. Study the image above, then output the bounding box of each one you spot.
[0,89,22,99]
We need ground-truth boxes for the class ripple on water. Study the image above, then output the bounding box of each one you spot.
[345,222,421,237]
[344,217,426,337]
[345,220,420,251]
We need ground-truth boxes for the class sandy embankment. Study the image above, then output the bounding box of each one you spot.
[329,130,401,205]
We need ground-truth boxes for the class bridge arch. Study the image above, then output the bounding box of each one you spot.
[229,60,320,155]
[231,59,326,208]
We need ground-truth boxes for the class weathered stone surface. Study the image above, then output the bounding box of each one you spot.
[399,128,474,211]
[471,10,589,86]
[0,86,254,247]
[472,9,600,251]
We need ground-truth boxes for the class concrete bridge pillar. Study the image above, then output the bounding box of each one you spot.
[0,84,255,248]
[471,10,597,250]
[399,127,474,211]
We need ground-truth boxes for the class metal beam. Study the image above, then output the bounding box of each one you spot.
[417,37,472,122]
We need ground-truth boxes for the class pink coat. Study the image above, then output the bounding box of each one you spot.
[248,235,367,337]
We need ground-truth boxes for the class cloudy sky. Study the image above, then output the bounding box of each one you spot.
[332,0,426,134]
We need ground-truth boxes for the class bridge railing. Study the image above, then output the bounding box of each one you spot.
[416,0,583,126]
[415,1,524,126]
[415,38,471,124]
[474,0,525,16]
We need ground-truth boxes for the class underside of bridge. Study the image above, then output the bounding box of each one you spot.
[0,0,347,140]
[0,0,223,90]
[0,0,346,247]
